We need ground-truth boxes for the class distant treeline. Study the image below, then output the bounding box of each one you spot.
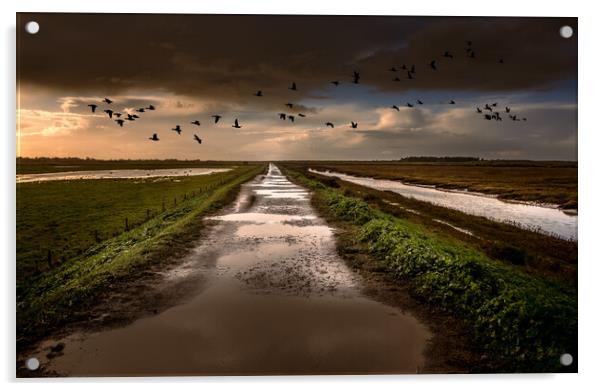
[16,157,243,165]
[399,156,481,162]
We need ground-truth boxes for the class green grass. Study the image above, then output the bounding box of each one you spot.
[17,164,266,344]
[283,165,577,372]
[299,160,577,208]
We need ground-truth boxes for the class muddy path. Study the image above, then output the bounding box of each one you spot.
[22,164,436,376]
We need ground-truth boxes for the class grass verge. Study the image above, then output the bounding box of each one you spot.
[17,164,266,347]
[282,165,577,372]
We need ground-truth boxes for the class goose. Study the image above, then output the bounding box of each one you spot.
[193,134,202,144]
[87,104,98,113]
[149,133,159,141]
[232,118,242,128]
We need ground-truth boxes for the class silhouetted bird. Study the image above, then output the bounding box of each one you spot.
[88,104,98,113]
[476,107,482,113]
[172,125,182,135]
[255,90,263,97]
[325,122,334,128]
[126,114,135,121]
[468,51,475,58]
[115,119,125,127]
[351,121,358,128]
[410,64,416,73]
[484,104,493,112]
[484,114,493,120]
[191,120,201,126]
[136,108,145,113]
[114,112,122,118]
[279,113,287,120]
[289,82,297,91]
[505,107,511,113]
[104,109,114,119]
[393,77,401,82]
[232,118,242,128]
[449,100,456,104]
[430,60,437,70]
[103,98,113,104]
[509,115,518,121]
[499,58,504,64]
[353,71,360,84]
[288,115,295,122]
[493,112,502,121]
[401,64,407,70]
[149,133,159,141]
[146,104,156,110]
[331,81,340,86]
[522,117,527,121]
[193,134,202,144]
[406,103,414,108]
[285,103,293,108]
[389,66,398,72]
[132,114,140,119]
[443,51,453,59]
[492,103,498,107]
[391,105,400,111]
[417,100,423,105]
[466,40,472,46]
[211,115,222,123]
[298,113,306,117]
[407,71,414,80]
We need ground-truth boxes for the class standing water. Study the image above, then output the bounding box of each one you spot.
[309,169,577,240]
[32,164,430,376]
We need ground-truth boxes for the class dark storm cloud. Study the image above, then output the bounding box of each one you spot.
[17,13,576,104]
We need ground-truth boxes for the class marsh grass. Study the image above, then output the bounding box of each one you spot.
[283,165,577,372]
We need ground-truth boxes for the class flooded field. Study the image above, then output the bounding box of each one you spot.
[310,169,577,240]
[30,164,430,376]
[16,168,231,183]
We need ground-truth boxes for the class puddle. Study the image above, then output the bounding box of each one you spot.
[32,164,431,376]
[311,169,577,240]
[16,168,232,183]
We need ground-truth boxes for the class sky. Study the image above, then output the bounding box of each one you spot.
[16,14,577,160]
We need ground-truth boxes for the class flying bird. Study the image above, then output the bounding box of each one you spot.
[389,66,398,72]
[484,104,493,112]
[410,64,416,73]
[298,113,306,117]
[353,71,360,84]
[279,113,287,120]
[443,51,454,59]
[449,100,456,104]
[104,109,114,119]
[87,104,98,113]
[492,103,498,107]
[401,64,407,70]
[211,115,222,123]
[466,40,473,46]
[115,119,125,127]
[393,77,401,82]
[331,81,340,86]
[136,108,145,113]
[484,114,493,120]
[149,133,159,141]
[499,58,505,64]
[114,112,122,118]
[417,100,423,105]
[505,107,511,113]
[468,51,476,59]
[285,103,293,108]
[193,134,202,144]
[172,125,182,134]
[430,60,437,70]
[476,107,483,113]
[255,90,263,97]
[288,115,295,122]
[289,82,297,91]
[103,98,113,104]
[146,104,156,110]
[126,114,135,121]
[232,118,242,128]
[191,120,201,126]
[350,121,358,129]
[325,122,334,128]
[407,71,414,80]
[406,103,414,108]
[391,105,400,111]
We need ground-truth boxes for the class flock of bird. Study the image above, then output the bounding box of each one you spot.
[85,39,527,145]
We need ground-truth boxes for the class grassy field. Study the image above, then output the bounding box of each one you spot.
[281,164,577,372]
[16,157,253,174]
[17,164,266,344]
[300,160,577,209]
